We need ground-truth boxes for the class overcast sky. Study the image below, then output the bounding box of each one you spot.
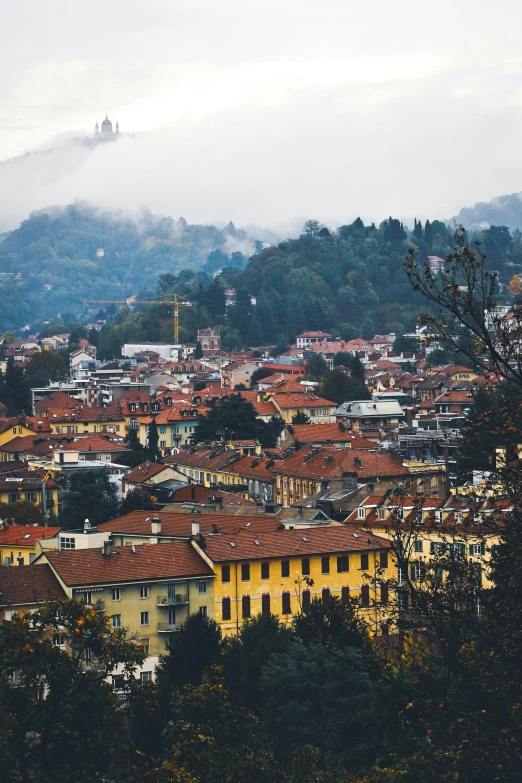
[1,0,522,230]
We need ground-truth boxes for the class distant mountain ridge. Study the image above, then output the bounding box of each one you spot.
[453,192,522,231]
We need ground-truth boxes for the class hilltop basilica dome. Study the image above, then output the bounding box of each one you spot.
[94,116,120,136]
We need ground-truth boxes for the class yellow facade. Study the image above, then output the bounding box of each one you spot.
[0,484,60,516]
[42,565,214,659]
[48,419,125,436]
[0,423,39,448]
[194,544,395,637]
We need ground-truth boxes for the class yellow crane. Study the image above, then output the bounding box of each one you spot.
[84,294,181,343]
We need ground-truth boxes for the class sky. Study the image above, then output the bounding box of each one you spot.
[1,0,522,231]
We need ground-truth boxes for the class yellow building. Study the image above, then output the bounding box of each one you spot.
[0,469,60,516]
[192,526,394,636]
[0,417,47,448]
[344,495,501,588]
[0,523,62,566]
[42,541,214,680]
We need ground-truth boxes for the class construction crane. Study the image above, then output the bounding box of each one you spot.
[84,294,181,343]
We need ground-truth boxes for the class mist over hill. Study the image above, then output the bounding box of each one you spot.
[0,202,263,333]
[453,192,522,231]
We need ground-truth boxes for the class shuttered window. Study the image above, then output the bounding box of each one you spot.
[360,585,370,607]
[262,594,271,615]
[302,589,311,611]
[322,588,331,605]
[341,586,350,605]
[282,592,291,614]
[242,595,251,619]
[222,597,231,621]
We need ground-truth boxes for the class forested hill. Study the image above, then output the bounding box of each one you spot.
[0,203,252,333]
[453,192,522,232]
[95,217,465,357]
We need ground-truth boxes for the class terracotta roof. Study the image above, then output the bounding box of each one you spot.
[168,486,255,506]
[0,436,63,456]
[433,391,474,405]
[122,462,171,484]
[270,393,336,409]
[289,423,375,447]
[252,400,280,417]
[271,447,410,480]
[199,525,391,563]
[0,525,61,547]
[56,435,129,453]
[45,541,212,586]
[45,406,124,423]
[99,512,281,537]
[35,391,78,411]
[0,564,66,606]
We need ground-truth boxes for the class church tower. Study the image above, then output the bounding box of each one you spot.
[94,122,99,134]
[115,121,120,135]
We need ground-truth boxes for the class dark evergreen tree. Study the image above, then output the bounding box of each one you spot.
[424,219,433,247]
[194,340,203,359]
[145,419,161,462]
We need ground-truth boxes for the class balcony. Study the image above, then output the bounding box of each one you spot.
[157,593,188,606]
[93,600,105,612]
[157,623,181,633]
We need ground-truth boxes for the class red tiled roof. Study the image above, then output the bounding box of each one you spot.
[169,486,255,506]
[45,541,213,586]
[56,436,129,453]
[122,462,172,484]
[199,525,390,563]
[99,511,280,537]
[271,393,336,409]
[289,423,375,448]
[272,447,410,480]
[0,564,65,606]
[0,525,61,547]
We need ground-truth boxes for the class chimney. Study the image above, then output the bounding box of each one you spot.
[102,541,113,557]
[84,518,91,531]
[151,515,162,535]
[17,555,24,566]
[191,519,200,537]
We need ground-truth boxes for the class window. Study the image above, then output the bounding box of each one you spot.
[140,638,150,655]
[221,565,231,583]
[222,597,231,621]
[282,592,291,614]
[25,492,36,502]
[411,562,426,581]
[301,558,310,576]
[140,611,149,626]
[379,551,389,569]
[241,564,250,582]
[112,614,121,628]
[29,553,36,564]
[198,579,208,594]
[322,588,331,605]
[281,560,290,578]
[112,588,121,601]
[469,543,485,556]
[159,427,166,434]
[199,606,208,617]
[140,671,152,682]
[381,582,389,605]
[262,594,271,615]
[337,555,349,573]
[414,540,423,553]
[430,542,446,555]
[397,592,409,612]
[357,507,366,519]
[360,584,370,607]
[53,633,66,646]
[139,586,149,599]
[242,595,251,619]
[321,556,330,574]
[377,507,387,520]
[360,553,369,571]
[8,493,20,504]
[81,591,92,605]
[160,441,166,449]
[341,586,350,605]
[302,589,311,611]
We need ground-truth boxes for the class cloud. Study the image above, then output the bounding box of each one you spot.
[1,0,522,230]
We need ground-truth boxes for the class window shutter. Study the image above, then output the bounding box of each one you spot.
[381,582,389,605]
[242,595,251,619]
[460,543,465,557]
[410,564,416,581]
[222,597,231,621]
[261,594,271,615]
[302,589,311,611]
[360,584,370,607]
[469,544,474,556]
[430,542,435,554]
[322,588,331,605]
[341,586,350,605]
[481,542,486,556]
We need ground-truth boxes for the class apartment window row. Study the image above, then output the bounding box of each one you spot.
[221,583,383,621]
[222,552,388,583]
